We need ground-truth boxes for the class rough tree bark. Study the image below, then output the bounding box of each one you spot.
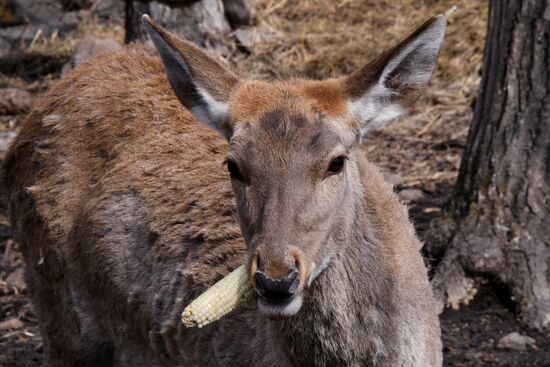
[430,0,550,331]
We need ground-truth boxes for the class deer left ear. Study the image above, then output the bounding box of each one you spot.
[345,15,446,137]
[142,15,238,139]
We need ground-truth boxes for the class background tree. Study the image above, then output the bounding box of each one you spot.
[430,0,550,330]
[124,0,251,45]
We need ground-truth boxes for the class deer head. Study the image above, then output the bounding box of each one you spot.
[143,14,446,318]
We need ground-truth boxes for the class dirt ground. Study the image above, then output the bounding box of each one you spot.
[0,0,549,366]
[1,188,549,366]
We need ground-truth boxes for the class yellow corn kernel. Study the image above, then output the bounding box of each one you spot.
[181,265,254,328]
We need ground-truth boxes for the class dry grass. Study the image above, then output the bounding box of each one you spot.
[26,16,125,56]
[229,0,488,192]
[0,16,124,92]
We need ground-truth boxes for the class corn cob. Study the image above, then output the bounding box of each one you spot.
[181,264,254,328]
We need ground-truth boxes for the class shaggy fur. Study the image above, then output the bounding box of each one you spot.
[5,16,445,367]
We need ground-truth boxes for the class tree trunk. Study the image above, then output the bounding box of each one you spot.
[124,0,251,47]
[147,0,231,48]
[430,0,550,331]
[125,0,151,44]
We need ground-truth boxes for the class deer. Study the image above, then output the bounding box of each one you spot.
[4,13,446,367]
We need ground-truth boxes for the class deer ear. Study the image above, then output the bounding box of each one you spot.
[142,15,238,139]
[345,15,446,137]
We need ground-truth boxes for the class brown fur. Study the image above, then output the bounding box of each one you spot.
[230,79,349,122]
[5,16,444,367]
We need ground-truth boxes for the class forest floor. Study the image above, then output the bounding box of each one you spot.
[0,0,549,366]
[2,186,549,366]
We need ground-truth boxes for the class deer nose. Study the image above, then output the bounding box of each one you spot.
[254,269,299,301]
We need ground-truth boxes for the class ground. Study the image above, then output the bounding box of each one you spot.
[0,0,548,366]
[2,190,549,366]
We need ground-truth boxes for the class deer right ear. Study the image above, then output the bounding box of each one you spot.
[345,15,446,137]
[142,15,238,139]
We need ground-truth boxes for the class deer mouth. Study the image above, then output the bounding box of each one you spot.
[254,255,335,318]
[254,271,305,318]
[257,293,304,318]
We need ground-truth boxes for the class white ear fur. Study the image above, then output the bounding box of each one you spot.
[348,84,404,136]
[348,16,446,136]
[190,87,230,133]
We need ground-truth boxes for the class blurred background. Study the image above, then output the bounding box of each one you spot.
[0,0,547,366]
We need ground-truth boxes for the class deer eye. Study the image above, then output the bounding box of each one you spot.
[226,160,244,182]
[325,156,346,178]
